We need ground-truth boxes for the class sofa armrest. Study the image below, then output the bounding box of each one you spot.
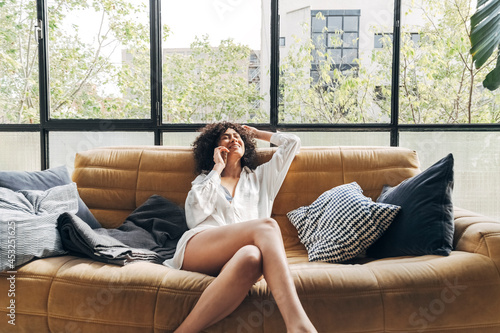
[454,207,500,269]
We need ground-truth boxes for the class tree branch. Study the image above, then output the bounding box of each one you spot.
[401,55,418,124]
[53,10,118,114]
[453,0,470,38]
[468,58,475,123]
[16,18,37,123]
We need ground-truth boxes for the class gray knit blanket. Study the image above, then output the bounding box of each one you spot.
[57,195,188,266]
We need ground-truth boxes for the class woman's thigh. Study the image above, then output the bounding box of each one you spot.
[181,219,271,276]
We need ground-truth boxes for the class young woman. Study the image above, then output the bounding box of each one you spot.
[163,122,316,333]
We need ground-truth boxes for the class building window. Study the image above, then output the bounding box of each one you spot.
[374,32,420,48]
[279,37,286,47]
[311,10,360,71]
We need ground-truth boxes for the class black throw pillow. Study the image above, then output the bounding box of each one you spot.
[366,153,454,258]
[0,166,101,229]
[106,194,188,260]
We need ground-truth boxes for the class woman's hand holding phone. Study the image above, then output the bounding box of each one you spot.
[213,146,229,174]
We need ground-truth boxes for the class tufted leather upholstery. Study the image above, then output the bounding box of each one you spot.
[1,145,499,332]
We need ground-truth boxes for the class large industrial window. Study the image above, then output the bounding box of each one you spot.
[1,0,499,219]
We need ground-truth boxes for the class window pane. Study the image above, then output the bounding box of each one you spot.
[343,16,358,31]
[410,33,420,45]
[162,131,269,148]
[0,1,39,124]
[313,33,327,49]
[296,132,390,146]
[310,71,320,84]
[343,49,358,64]
[327,49,342,64]
[312,16,326,32]
[162,132,199,146]
[161,0,270,123]
[373,33,393,48]
[280,3,392,124]
[0,132,40,171]
[48,0,150,119]
[399,0,500,124]
[327,16,342,32]
[49,131,153,171]
[343,32,358,48]
[327,33,342,48]
[400,131,500,220]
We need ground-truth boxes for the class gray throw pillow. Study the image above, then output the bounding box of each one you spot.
[0,166,101,229]
[0,183,79,271]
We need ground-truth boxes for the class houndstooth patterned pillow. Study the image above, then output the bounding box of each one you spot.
[287,182,401,263]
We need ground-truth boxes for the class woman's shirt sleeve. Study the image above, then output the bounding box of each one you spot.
[256,132,301,201]
[184,170,221,229]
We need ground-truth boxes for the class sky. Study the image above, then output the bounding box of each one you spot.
[162,0,262,50]
[63,0,262,51]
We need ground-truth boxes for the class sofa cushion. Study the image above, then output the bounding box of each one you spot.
[0,166,101,229]
[0,183,79,271]
[367,153,454,257]
[287,182,401,263]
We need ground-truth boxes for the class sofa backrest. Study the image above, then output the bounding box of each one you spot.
[73,145,420,248]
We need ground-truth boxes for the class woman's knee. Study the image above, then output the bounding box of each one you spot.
[234,245,263,280]
[257,217,280,233]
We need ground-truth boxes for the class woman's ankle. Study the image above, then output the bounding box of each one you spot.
[287,322,317,333]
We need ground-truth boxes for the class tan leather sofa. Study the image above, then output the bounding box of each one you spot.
[1,145,500,332]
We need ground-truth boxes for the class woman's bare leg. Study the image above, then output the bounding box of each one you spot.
[174,218,316,333]
[174,245,263,332]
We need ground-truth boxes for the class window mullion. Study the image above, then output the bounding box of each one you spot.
[390,0,401,146]
[270,0,279,129]
[37,0,49,168]
[151,0,162,144]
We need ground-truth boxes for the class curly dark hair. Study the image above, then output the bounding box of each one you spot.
[192,122,258,174]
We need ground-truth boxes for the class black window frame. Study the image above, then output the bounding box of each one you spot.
[0,0,499,170]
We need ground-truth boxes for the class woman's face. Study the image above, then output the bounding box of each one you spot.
[218,128,245,159]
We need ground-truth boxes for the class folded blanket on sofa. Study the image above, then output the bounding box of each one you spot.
[57,195,188,266]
